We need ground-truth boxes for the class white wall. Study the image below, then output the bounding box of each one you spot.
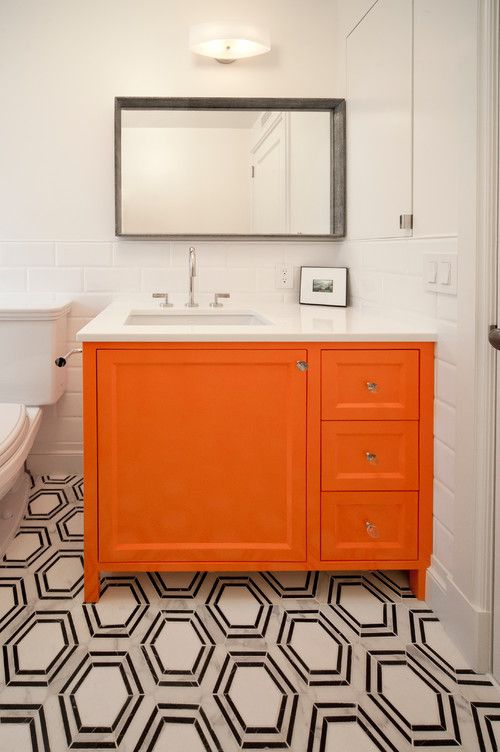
[0,0,337,240]
[0,0,339,465]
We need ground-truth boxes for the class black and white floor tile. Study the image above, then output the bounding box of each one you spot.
[0,475,499,751]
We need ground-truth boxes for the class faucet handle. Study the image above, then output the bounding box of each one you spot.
[210,293,230,308]
[152,292,173,308]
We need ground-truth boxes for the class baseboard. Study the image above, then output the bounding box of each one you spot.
[27,450,83,476]
[427,556,492,673]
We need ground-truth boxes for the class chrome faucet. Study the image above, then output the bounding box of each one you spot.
[186,247,199,307]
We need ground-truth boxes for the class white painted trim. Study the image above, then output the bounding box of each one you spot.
[27,451,83,476]
[427,559,492,672]
[473,0,499,652]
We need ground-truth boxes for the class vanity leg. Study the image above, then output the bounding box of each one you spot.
[84,562,100,603]
[409,569,426,600]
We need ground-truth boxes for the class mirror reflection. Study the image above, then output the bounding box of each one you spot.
[119,108,334,237]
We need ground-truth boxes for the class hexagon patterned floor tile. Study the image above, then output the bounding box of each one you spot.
[277,609,352,686]
[141,608,216,687]
[148,571,207,599]
[0,704,50,752]
[134,704,222,752]
[206,575,273,639]
[0,474,498,751]
[214,650,299,748]
[82,575,149,638]
[58,650,144,748]
[327,574,399,638]
[3,610,79,686]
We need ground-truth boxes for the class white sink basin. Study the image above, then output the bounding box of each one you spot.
[125,309,272,326]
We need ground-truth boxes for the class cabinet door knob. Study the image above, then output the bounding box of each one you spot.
[296,360,308,372]
[366,381,378,392]
[365,521,380,539]
[365,452,377,463]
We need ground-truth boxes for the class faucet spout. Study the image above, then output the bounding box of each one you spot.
[186,246,199,307]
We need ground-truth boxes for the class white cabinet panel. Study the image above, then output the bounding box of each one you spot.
[346,0,413,240]
[413,0,466,237]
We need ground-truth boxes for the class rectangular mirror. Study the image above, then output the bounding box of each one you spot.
[115,97,345,240]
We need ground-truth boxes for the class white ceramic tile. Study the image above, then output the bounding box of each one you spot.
[0,242,55,267]
[113,240,170,267]
[434,399,456,449]
[62,292,112,316]
[84,267,140,292]
[436,291,458,321]
[256,266,277,292]
[434,438,455,491]
[383,273,437,316]
[56,393,82,418]
[436,319,458,365]
[171,241,227,267]
[140,266,189,293]
[361,240,421,275]
[229,243,284,268]
[28,267,83,292]
[433,518,454,572]
[433,479,455,533]
[0,268,27,292]
[66,316,91,341]
[197,266,257,293]
[56,241,113,266]
[65,367,82,392]
[435,359,457,406]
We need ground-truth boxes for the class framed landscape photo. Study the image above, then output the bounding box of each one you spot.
[299,266,348,306]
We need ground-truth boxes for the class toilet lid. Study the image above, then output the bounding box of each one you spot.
[0,404,29,468]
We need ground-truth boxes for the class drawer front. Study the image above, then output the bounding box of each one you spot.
[322,350,419,420]
[321,491,418,560]
[322,421,419,491]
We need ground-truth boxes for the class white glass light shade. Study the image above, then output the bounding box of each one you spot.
[189,22,271,63]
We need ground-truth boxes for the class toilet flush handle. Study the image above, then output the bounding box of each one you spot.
[55,348,82,367]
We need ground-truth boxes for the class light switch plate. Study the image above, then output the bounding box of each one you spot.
[424,253,457,295]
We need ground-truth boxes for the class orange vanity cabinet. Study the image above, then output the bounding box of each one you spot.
[83,341,434,602]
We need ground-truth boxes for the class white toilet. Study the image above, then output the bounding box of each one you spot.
[0,299,71,551]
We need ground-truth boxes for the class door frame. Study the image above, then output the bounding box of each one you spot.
[474,0,499,676]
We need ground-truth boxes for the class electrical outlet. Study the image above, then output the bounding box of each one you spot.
[275,263,293,289]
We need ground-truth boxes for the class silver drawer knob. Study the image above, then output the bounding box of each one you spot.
[296,360,308,372]
[365,521,380,539]
[366,381,378,392]
[365,452,377,463]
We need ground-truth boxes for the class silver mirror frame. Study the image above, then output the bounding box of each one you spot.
[115,97,346,241]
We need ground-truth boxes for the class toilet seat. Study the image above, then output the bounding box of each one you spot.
[0,404,29,469]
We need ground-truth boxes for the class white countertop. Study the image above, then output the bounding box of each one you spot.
[76,299,437,342]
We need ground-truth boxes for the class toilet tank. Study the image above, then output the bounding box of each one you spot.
[0,298,71,405]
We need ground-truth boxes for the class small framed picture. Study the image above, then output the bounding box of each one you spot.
[299,266,348,307]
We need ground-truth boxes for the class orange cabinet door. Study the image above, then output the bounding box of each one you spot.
[321,491,418,560]
[96,348,307,563]
[322,349,419,420]
[322,420,419,491]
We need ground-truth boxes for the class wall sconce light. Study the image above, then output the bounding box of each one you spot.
[189,22,271,64]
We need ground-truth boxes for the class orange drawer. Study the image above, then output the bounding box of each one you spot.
[322,420,419,491]
[321,491,418,560]
[322,349,419,420]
